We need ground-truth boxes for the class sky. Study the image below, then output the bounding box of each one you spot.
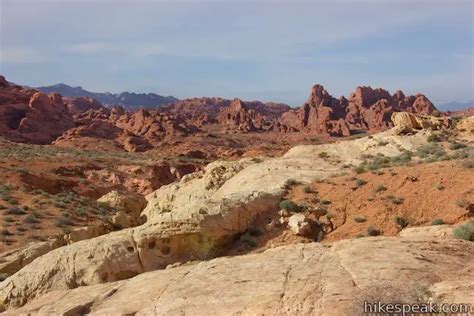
[1,0,473,107]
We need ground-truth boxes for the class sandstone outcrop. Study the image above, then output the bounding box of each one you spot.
[391,112,452,135]
[0,238,66,276]
[0,130,431,308]
[3,237,473,315]
[97,190,147,228]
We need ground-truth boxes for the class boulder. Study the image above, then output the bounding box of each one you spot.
[65,225,109,244]
[288,214,311,236]
[97,191,147,228]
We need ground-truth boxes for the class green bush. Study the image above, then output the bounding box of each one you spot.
[318,152,329,159]
[353,216,367,223]
[303,186,313,193]
[375,184,387,193]
[279,200,302,212]
[449,142,467,150]
[431,219,445,226]
[4,206,26,215]
[24,215,40,224]
[453,221,474,241]
[355,179,368,187]
[367,226,381,236]
[353,165,366,174]
[387,195,404,205]
[320,199,331,205]
[462,160,474,169]
[394,216,409,228]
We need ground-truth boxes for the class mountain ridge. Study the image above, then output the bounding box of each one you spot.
[35,83,178,110]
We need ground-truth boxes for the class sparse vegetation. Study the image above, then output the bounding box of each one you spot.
[462,159,474,169]
[453,221,474,241]
[374,184,387,193]
[303,186,313,193]
[431,219,445,226]
[318,151,329,159]
[387,195,404,205]
[394,216,409,228]
[4,206,27,215]
[354,178,367,187]
[320,199,331,205]
[24,215,40,224]
[279,199,302,212]
[353,216,366,223]
[367,226,381,236]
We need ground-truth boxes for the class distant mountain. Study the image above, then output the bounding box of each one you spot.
[35,83,178,110]
[438,100,474,112]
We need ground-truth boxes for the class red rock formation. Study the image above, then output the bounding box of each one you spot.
[63,96,104,116]
[278,84,438,136]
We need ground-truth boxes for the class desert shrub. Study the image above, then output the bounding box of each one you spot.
[74,207,87,216]
[462,159,474,169]
[1,229,13,236]
[390,151,413,165]
[303,186,313,193]
[4,206,26,215]
[449,142,467,150]
[353,165,366,174]
[251,157,263,163]
[353,216,366,223]
[279,200,302,212]
[320,199,331,205]
[283,179,300,189]
[394,216,409,228]
[354,178,367,187]
[326,213,333,220]
[427,134,442,142]
[24,215,40,224]
[374,184,387,193]
[416,143,446,160]
[55,217,74,227]
[367,226,381,236]
[0,273,10,282]
[240,233,257,248]
[387,195,404,205]
[431,219,445,225]
[3,216,14,223]
[453,221,474,241]
[318,152,329,159]
[16,226,27,232]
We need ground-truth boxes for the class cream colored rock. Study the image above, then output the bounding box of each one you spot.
[456,116,474,142]
[288,213,311,236]
[399,225,454,239]
[98,190,147,228]
[4,238,474,315]
[391,112,421,134]
[0,237,65,276]
[0,131,431,308]
[65,225,108,244]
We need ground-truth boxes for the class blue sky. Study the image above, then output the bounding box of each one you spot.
[1,0,473,106]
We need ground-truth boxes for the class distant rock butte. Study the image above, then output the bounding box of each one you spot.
[0,75,445,149]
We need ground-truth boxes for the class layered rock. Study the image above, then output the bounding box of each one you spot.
[3,237,473,315]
